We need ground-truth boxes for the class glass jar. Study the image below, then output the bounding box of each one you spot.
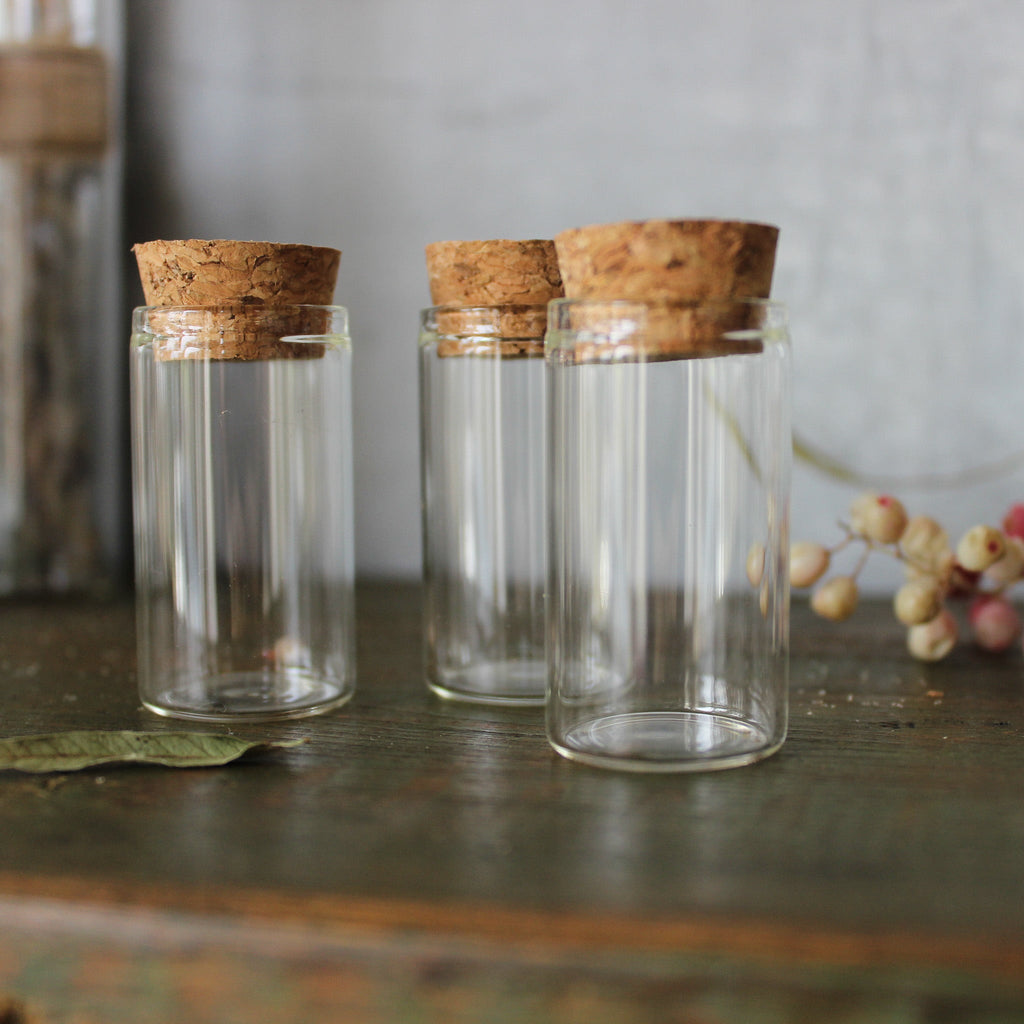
[0,0,124,593]
[546,298,791,771]
[419,304,547,704]
[131,304,356,721]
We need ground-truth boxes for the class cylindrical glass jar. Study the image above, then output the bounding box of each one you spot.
[419,304,547,704]
[0,0,124,594]
[546,298,791,771]
[131,304,356,721]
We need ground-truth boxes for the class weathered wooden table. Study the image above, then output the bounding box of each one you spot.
[1,582,1023,1023]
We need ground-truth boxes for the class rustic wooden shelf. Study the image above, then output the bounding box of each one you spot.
[1,582,1023,1022]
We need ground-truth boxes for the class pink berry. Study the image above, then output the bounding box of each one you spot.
[968,595,1021,653]
[1002,503,1024,541]
[907,609,958,662]
[947,563,981,598]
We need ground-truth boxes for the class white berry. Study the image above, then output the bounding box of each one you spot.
[790,542,830,589]
[906,609,958,662]
[893,579,943,626]
[900,515,950,574]
[811,576,859,622]
[983,535,1024,587]
[955,525,1005,573]
[746,543,766,587]
[849,493,908,545]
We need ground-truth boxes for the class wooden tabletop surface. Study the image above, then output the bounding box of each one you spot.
[1,581,1023,1023]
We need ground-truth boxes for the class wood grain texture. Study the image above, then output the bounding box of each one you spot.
[1,584,1023,1022]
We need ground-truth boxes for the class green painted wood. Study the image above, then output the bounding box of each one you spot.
[0,585,1023,1022]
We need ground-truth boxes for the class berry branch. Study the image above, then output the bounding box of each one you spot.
[789,494,1024,661]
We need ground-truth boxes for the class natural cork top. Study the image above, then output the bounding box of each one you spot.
[0,46,110,156]
[552,219,779,359]
[424,239,563,351]
[426,239,562,306]
[132,239,341,360]
[554,219,777,302]
[134,239,339,307]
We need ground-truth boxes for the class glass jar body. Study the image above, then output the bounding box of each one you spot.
[546,299,791,771]
[131,305,356,722]
[419,306,547,705]
[0,0,124,594]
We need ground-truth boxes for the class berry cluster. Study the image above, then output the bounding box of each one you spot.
[789,493,1024,661]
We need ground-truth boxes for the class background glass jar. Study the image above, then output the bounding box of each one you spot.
[546,298,791,771]
[419,304,547,704]
[0,0,124,594]
[131,304,356,721]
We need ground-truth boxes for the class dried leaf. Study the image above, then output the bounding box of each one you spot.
[0,730,306,773]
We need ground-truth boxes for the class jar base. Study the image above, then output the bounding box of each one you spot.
[549,710,783,773]
[428,659,546,706]
[141,670,354,723]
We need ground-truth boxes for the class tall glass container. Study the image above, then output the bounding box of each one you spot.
[420,304,547,704]
[0,0,123,593]
[131,304,356,721]
[546,298,791,771]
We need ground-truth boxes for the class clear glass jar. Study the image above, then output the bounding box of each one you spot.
[546,299,791,771]
[131,304,356,721]
[419,304,547,704]
[0,0,124,593]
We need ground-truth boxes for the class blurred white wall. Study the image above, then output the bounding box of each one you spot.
[124,0,1024,585]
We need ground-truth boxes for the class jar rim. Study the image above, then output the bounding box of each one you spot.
[131,304,349,361]
[420,303,548,343]
[545,297,788,362]
[132,303,348,333]
[133,302,347,315]
[548,296,786,311]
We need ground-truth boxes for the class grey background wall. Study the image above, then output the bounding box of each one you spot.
[123,0,1024,586]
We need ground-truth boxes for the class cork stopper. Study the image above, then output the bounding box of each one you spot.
[424,239,563,354]
[426,238,562,306]
[133,239,341,360]
[0,46,109,156]
[552,219,778,359]
[554,219,777,302]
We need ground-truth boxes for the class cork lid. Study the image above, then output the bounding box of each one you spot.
[133,239,341,361]
[426,238,562,306]
[554,219,777,302]
[552,219,779,359]
[424,239,563,348]
[0,46,110,156]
